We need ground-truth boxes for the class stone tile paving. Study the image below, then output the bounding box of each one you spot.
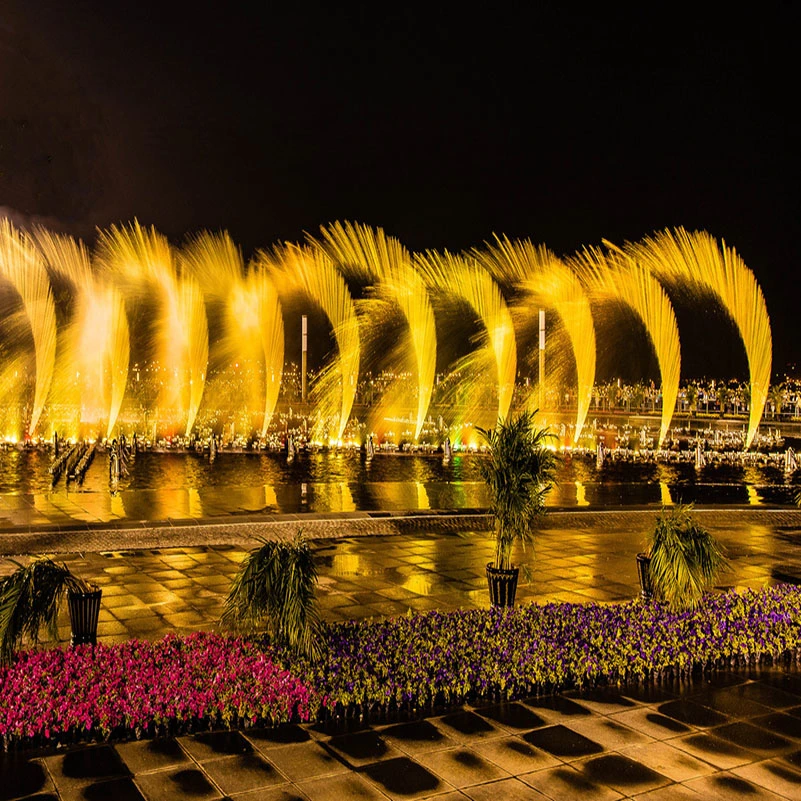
[0,511,798,644]
[3,509,801,797]
[5,670,801,799]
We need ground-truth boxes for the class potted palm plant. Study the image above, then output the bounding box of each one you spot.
[0,557,102,664]
[477,411,558,606]
[221,531,322,659]
[639,504,727,611]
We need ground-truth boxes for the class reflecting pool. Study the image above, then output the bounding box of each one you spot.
[0,450,799,527]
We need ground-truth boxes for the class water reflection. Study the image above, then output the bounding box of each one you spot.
[0,450,799,527]
[330,553,361,575]
[402,573,435,596]
[110,492,125,519]
[188,488,202,519]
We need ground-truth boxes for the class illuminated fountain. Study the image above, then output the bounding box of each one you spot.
[0,219,775,455]
[0,220,57,439]
[476,235,597,445]
[35,228,130,439]
[415,249,516,445]
[569,245,681,449]
[619,228,771,449]
[312,222,436,442]
[97,221,208,437]
[181,232,284,438]
[258,242,359,444]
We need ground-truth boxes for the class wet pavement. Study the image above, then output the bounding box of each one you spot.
[2,508,801,798]
[6,669,801,799]
[1,510,799,643]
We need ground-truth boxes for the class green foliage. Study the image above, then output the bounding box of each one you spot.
[0,557,87,664]
[221,532,322,659]
[646,504,727,611]
[477,411,558,570]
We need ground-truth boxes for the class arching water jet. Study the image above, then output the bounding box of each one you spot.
[415,250,516,443]
[619,228,771,449]
[34,228,130,439]
[569,245,681,449]
[97,221,208,436]
[475,235,596,444]
[313,221,436,441]
[257,243,359,443]
[0,220,57,438]
[181,232,284,438]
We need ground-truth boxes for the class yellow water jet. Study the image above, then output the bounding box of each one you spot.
[569,245,681,448]
[181,232,284,438]
[475,235,596,444]
[257,242,359,442]
[34,228,130,439]
[97,221,208,436]
[619,228,771,449]
[313,221,436,441]
[415,249,516,437]
[0,220,57,437]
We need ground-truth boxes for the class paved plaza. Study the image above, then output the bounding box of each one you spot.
[6,669,801,801]
[2,508,801,799]
[2,509,800,644]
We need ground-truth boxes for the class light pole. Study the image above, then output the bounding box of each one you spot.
[301,315,308,403]
[538,309,545,411]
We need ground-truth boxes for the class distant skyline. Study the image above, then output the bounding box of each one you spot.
[2,2,799,375]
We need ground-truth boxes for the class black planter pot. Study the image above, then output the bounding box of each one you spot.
[636,553,653,601]
[486,563,519,607]
[68,588,102,647]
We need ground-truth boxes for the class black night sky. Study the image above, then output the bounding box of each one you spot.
[2,2,799,376]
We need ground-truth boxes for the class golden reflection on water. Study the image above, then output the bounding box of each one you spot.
[188,488,202,519]
[747,485,760,506]
[338,482,356,512]
[660,482,673,506]
[110,492,125,519]
[575,481,589,507]
[312,482,355,512]
[263,485,278,508]
[368,481,434,509]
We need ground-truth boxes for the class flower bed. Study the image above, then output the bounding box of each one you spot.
[0,632,314,748]
[2,585,801,749]
[308,585,801,716]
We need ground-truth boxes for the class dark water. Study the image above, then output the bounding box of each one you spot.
[0,449,799,516]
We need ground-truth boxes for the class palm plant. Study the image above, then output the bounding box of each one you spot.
[769,384,785,419]
[221,532,322,659]
[0,557,95,664]
[477,411,558,572]
[645,504,727,611]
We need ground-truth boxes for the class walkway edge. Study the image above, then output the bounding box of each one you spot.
[2,507,801,557]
